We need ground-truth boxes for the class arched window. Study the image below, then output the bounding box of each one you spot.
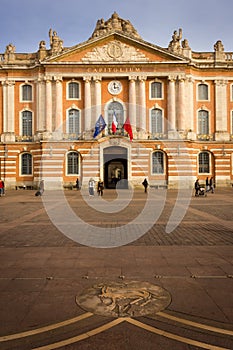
[21,153,32,175]
[151,108,163,133]
[22,84,32,101]
[67,109,80,134]
[22,111,32,136]
[198,83,208,100]
[198,152,210,173]
[108,101,124,129]
[198,110,209,134]
[68,82,79,99]
[151,82,162,99]
[67,152,79,175]
[152,151,164,174]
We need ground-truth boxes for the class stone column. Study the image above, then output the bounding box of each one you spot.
[167,76,177,139]
[214,79,229,141]
[36,77,46,133]
[45,77,52,134]
[83,76,92,131]
[186,77,195,140]
[139,76,147,137]
[54,76,63,137]
[1,80,15,142]
[93,76,102,121]
[129,76,137,133]
[178,76,185,131]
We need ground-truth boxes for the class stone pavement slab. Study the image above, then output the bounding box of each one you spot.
[0,188,233,349]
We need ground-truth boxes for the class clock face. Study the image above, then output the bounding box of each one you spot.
[108,81,122,95]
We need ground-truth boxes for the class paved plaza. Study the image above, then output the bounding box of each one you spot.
[0,187,233,349]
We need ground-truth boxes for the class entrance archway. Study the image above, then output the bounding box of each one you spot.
[103,146,128,189]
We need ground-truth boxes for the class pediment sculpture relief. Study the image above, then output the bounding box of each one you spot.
[82,41,149,62]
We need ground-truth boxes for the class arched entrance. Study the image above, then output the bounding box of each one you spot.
[103,146,128,188]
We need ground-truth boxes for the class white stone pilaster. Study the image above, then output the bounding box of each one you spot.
[36,78,46,132]
[139,76,147,132]
[129,76,137,132]
[84,77,92,131]
[54,76,63,134]
[1,80,15,141]
[167,76,176,138]
[93,76,102,122]
[214,79,229,141]
[45,77,52,133]
[178,77,185,131]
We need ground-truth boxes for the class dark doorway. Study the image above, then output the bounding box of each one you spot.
[103,146,128,189]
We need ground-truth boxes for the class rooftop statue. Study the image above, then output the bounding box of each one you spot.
[168,28,182,54]
[49,29,63,54]
[91,12,141,40]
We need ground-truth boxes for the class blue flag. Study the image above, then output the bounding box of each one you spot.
[93,115,106,138]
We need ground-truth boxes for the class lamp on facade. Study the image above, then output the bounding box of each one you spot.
[222,146,226,156]
[4,145,8,158]
[49,146,53,157]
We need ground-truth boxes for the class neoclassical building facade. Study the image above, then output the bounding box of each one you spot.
[0,12,233,189]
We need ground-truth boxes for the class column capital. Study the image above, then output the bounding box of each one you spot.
[93,76,102,82]
[168,75,177,82]
[1,80,15,86]
[128,75,137,81]
[44,76,52,83]
[214,79,228,86]
[138,76,147,82]
[83,76,91,83]
[54,75,63,83]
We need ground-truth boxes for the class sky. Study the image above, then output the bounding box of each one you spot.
[0,0,233,54]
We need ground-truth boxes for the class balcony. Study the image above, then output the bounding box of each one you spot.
[15,135,33,142]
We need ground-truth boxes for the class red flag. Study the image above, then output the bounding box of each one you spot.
[123,117,133,141]
[112,112,118,134]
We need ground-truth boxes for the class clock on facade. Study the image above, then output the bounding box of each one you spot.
[108,80,122,95]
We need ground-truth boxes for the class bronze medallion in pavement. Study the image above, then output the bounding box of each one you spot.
[76,280,171,317]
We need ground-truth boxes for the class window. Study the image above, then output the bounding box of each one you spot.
[21,153,32,175]
[198,110,209,134]
[68,82,79,99]
[152,151,164,174]
[67,152,79,175]
[151,82,162,99]
[68,109,80,134]
[22,84,32,101]
[198,152,210,173]
[108,101,124,128]
[198,83,208,100]
[22,111,32,136]
[231,111,233,134]
[151,108,163,133]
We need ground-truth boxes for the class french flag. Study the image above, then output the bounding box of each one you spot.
[112,112,118,134]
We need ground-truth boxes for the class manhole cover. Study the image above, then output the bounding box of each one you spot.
[76,281,171,317]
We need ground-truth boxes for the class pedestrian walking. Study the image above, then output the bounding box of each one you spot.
[194,179,200,196]
[205,177,210,193]
[76,178,80,190]
[142,178,149,193]
[35,180,44,196]
[210,177,215,193]
[88,178,95,196]
[97,179,104,196]
[0,179,5,196]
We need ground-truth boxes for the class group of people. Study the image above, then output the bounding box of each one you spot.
[88,178,104,197]
[194,177,215,197]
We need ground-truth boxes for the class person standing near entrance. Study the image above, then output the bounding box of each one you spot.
[142,178,149,193]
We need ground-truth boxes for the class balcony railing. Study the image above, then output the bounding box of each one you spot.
[197,134,214,141]
[15,135,33,142]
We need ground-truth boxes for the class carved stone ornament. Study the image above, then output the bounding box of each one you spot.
[76,280,171,317]
[82,40,149,63]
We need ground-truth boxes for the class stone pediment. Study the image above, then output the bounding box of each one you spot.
[81,40,149,63]
[44,33,187,64]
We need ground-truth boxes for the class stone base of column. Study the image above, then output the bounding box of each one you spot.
[1,132,15,142]
[215,131,229,141]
